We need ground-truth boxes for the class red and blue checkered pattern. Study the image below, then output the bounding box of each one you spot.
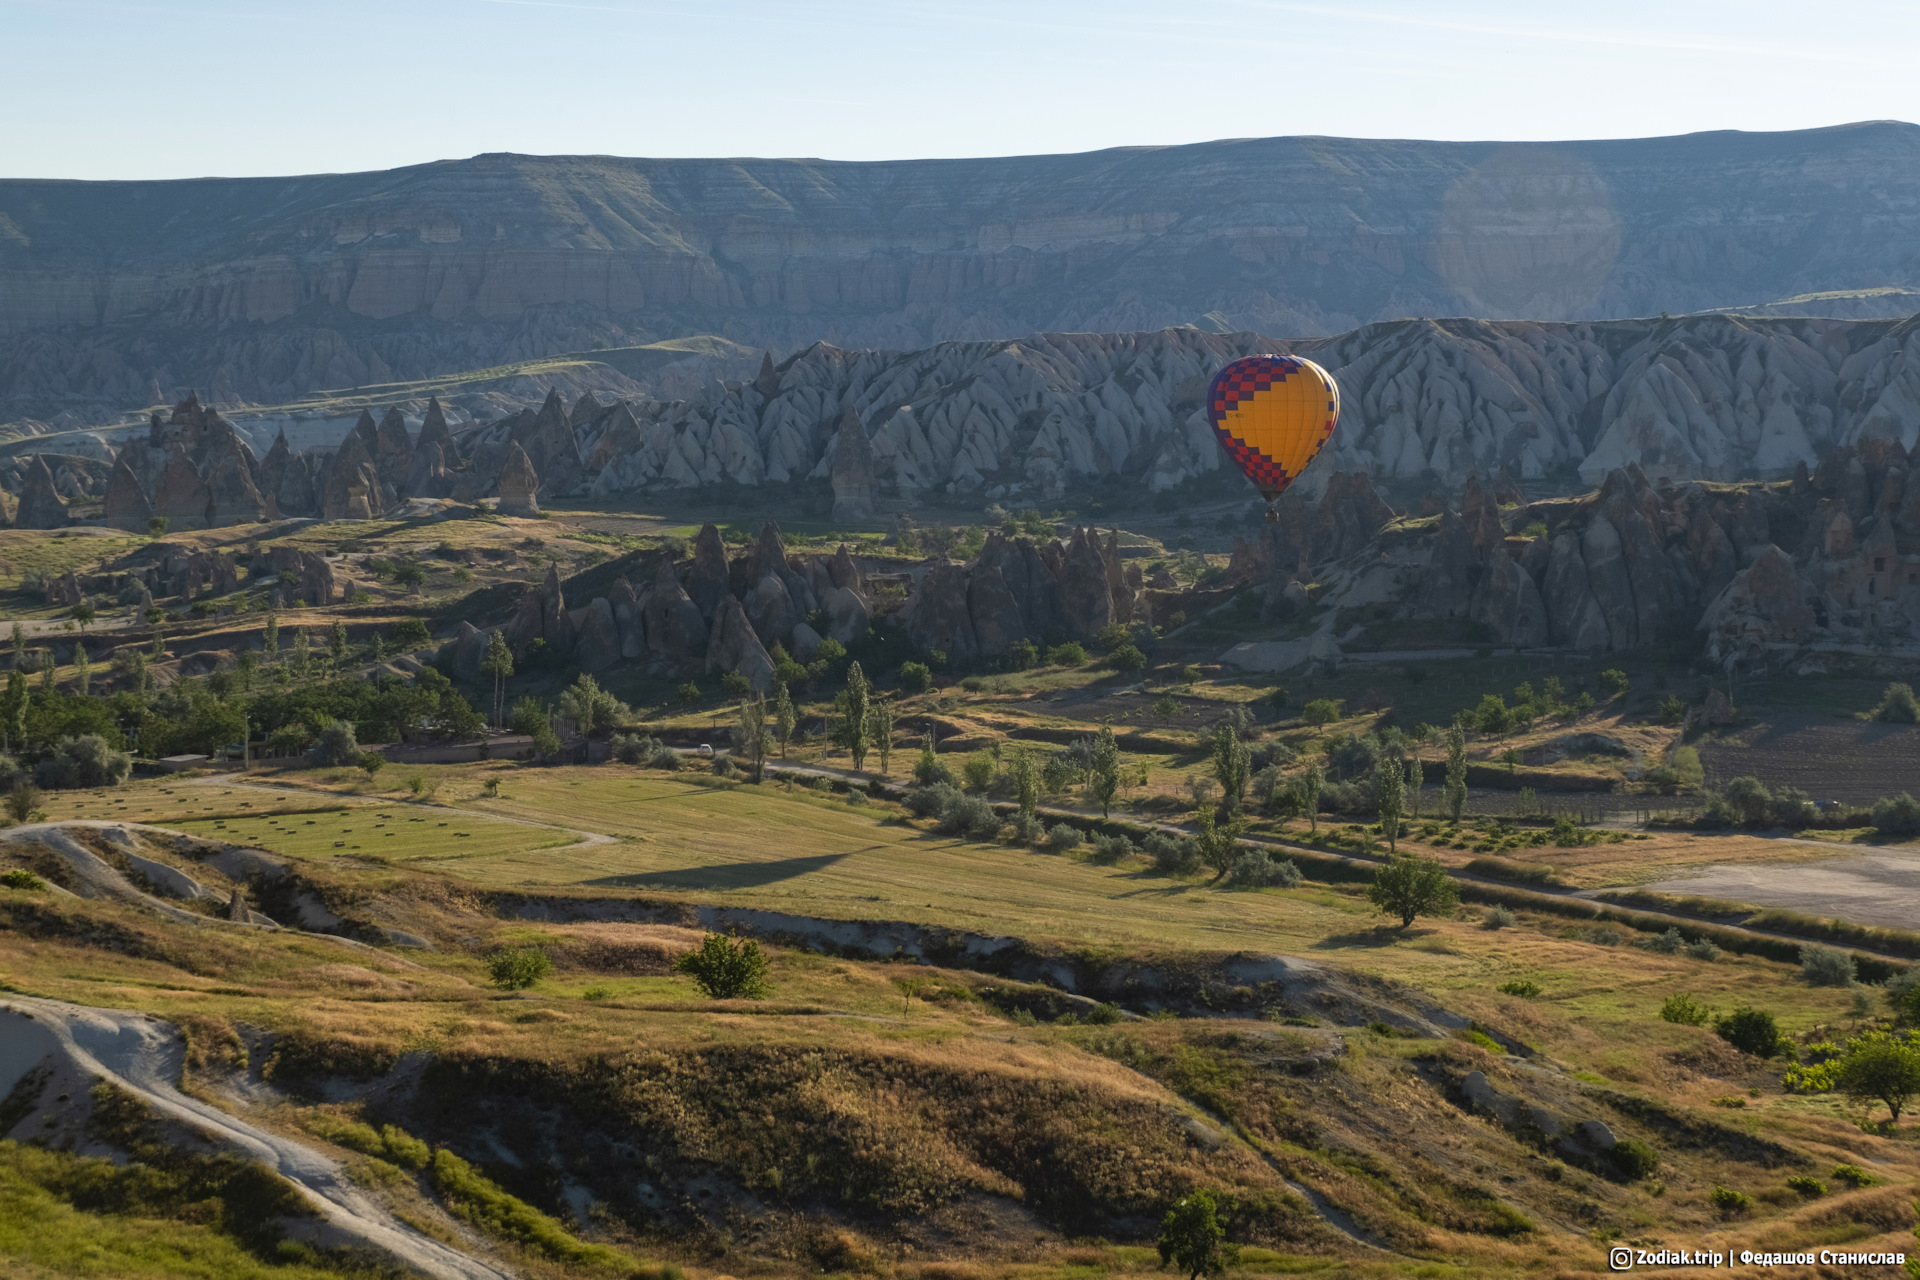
[1206,354,1338,498]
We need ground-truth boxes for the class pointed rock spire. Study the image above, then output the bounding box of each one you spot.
[104,449,154,530]
[496,441,540,517]
[15,455,69,529]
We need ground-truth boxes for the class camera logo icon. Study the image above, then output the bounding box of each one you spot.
[1608,1246,1635,1271]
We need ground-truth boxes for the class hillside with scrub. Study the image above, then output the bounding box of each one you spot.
[6,475,1920,1279]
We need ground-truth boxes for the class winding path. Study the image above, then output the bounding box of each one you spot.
[0,996,516,1280]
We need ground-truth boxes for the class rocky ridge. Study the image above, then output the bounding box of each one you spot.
[1227,439,1920,671]
[20,314,1920,527]
[5,122,1920,416]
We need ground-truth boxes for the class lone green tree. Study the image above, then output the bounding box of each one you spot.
[329,619,349,668]
[1444,721,1468,822]
[70,602,94,634]
[865,697,895,775]
[1378,756,1404,852]
[1157,1188,1232,1280]
[1834,1032,1920,1125]
[1302,760,1324,835]
[480,630,514,729]
[1195,803,1247,882]
[835,661,872,770]
[1088,722,1122,817]
[733,694,769,783]
[559,673,625,737]
[1407,754,1423,819]
[2,669,24,752]
[263,611,279,658]
[1211,720,1252,812]
[1367,852,1460,928]
[1010,747,1039,826]
[772,679,796,758]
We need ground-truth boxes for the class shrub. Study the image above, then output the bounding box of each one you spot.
[1683,938,1720,962]
[673,933,772,999]
[1831,1164,1876,1188]
[4,782,41,826]
[710,756,737,778]
[1656,693,1687,725]
[486,947,551,990]
[2,868,46,890]
[1786,1175,1827,1197]
[35,734,133,789]
[1871,792,1920,836]
[1109,642,1147,673]
[675,681,702,704]
[1888,969,1920,1025]
[1009,811,1044,846]
[898,661,933,692]
[1871,681,1920,723]
[1145,831,1200,875]
[1045,642,1087,667]
[1800,944,1858,987]
[648,746,682,770]
[315,719,360,766]
[1482,905,1517,930]
[1710,1186,1752,1216]
[1599,668,1629,700]
[962,752,997,792]
[1498,980,1542,998]
[1639,927,1685,955]
[904,782,962,820]
[1047,822,1082,850]
[941,795,1001,838]
[1089,832,1136,865]
[1609,1137,1660,1181]
[386,618,432,649]
[1086,1002,1125,1025]
[845,786,868,807]
[358,751,386,779]
[611,733,657,765]
[1660,993,1711,1026]
[720,670,751,697]
[1715,1007,1786,1057]
[1230,849,1302,888]
[1008,639,1038,670]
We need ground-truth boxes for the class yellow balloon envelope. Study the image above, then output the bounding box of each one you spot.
[1206,355,1340,504]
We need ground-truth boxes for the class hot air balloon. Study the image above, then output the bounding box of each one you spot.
[1206,355,1340,518]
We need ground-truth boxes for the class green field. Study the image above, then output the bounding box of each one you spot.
[169,806,581,864]
[387,768,1860,1034]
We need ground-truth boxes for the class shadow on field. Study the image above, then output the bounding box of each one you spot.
[590,852,848,890]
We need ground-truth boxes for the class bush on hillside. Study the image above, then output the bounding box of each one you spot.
[1871,681,1920,723]
[487,947,551,991]
[1230,849,1302,888]
[1715,1007,1787,1058]
[1146,831,1201,875]
[1800,944,1858,987]
[673,933,772,1000]
[1871,792,1920,836]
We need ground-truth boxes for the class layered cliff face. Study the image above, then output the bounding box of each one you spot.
[4,123,1919,415]
[28,315,1920,517]
[582,315,1920,498]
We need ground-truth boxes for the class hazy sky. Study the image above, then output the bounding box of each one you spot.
[4,0,1916,179]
